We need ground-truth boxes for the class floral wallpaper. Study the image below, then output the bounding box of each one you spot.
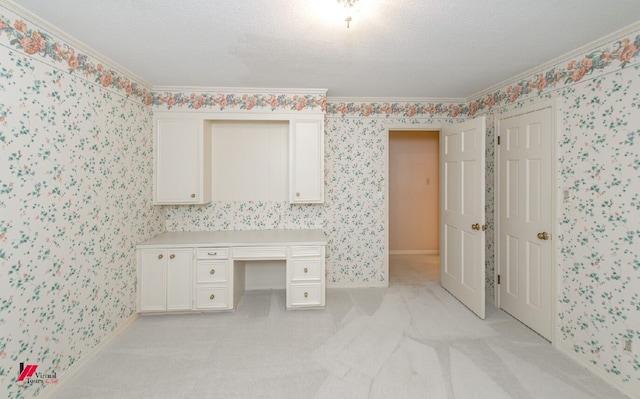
[553,65,640,393]
[166,202,326,232]
[0,6,163,399]
[2,1,640,397]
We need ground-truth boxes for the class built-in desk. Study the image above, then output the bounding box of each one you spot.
[136,229,326,312]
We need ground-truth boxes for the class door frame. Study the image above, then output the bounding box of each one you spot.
[494,99,559,344]
[384,123,446,286]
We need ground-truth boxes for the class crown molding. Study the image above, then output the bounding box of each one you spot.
[1,0,152,89]
[467,20,640,102]
[152,86,328,95]
[327,96,465,104]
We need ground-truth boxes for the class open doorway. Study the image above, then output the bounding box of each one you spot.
[388,130,440,284]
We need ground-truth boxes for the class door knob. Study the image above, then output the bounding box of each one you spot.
[471,223,480,230]
[537,232,550,240]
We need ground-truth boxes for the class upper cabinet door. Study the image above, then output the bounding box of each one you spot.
[289,118,324,204]
[154,118,212,205]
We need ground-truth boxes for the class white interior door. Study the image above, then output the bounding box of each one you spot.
[498,107,553,340]
[440,117,486,319]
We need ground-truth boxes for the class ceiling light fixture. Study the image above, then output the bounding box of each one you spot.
[337,0,359,28]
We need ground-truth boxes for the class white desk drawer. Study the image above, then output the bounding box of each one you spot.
[233,246,287,259]
[196,248,229,260]
[290,284,323,307]
[196,260,228,283]
[291,259,322,281]
[290,246,323,258]
[195,286,230,309]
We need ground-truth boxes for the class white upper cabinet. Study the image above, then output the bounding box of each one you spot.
[153,112,324,206]
[154,117,212,205]
[289,118,324,204]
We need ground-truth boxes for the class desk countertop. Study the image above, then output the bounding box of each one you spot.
[137,229,326,249]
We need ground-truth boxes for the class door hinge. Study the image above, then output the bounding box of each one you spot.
[497,274,501,285]
[497,136,501,145]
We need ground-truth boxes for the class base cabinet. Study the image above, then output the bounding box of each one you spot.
[195,286,230,309]
[287,246,325,309]
[137,231,326,314]
[194,248,233,310]
[138,248,192,312]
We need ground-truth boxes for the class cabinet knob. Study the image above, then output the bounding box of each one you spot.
[210,294,215,300]
[191,193,196,198]
[210,269,216,275]
[169,254,175,259]
[304,267,308,273]
[296,192,300,197]
[304,292,308,298]
[158,254,163,260]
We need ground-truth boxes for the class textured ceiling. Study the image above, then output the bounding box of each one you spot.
[9,0,640,98]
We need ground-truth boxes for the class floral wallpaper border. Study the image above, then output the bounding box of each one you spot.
[327,33,640,118]
[0,13,153,105]
[4,8,636,119]
[467,34,640,114]
[326,101,467,118]
[150,90,327,112]
[0,11,328,114]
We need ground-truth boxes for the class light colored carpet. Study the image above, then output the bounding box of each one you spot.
[51,255,626,398]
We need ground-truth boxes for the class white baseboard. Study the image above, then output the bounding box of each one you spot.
[326,281,389,288]
[556,341,638,399]
[389,250,440,255]
[38,312,139,399]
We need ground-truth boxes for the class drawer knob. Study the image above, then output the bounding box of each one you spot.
[208,252,217,256]
[296,192,300,197]
[169,254,175,259]
[304,267,308,273]
[191,193,196,198]
[210,294,215,300]
[158,254,163,260]
[210,269,216,275]
[304,292,308,298]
